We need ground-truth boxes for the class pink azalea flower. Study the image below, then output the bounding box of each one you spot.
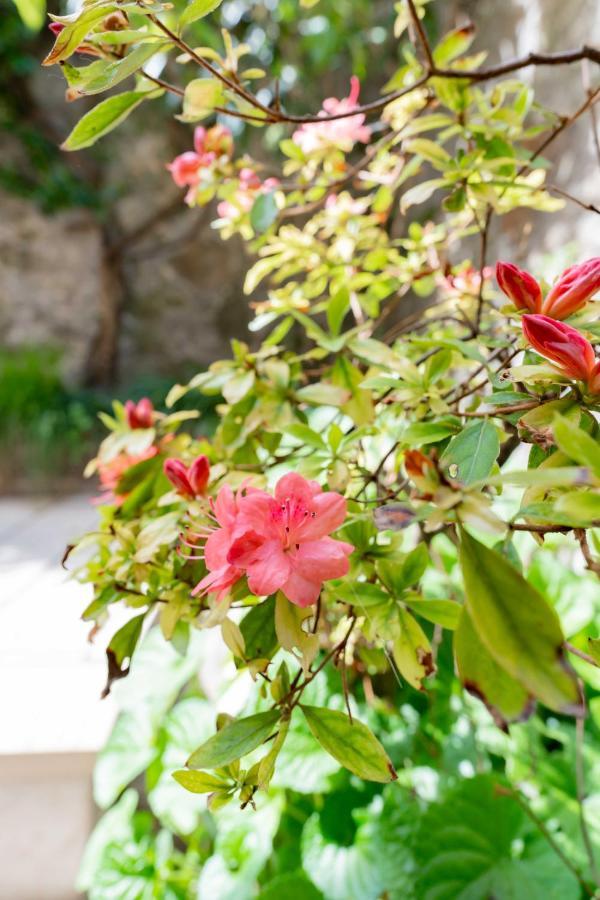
[96,447,158,506]
[292,76,370,154]
[191,473,353,607]
[125,397,154,429]
[191,485,248,601]
[164,455,210,498]
[167,125,234,197]
[522,314,600,391]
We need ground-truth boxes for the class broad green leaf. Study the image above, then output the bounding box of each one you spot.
[402,418,460,445]
[377,544,428,595]
[250,192,279,233]
[459,529,582,715]
[61,43,167,96]
[400,178,445,212]
[285,423,328,450]
[172,770,230,793]
[407,597,461,630]
[553,415,600,478]
[179,78,224,121]
[187,710,281,769]
[240,595,278,662]
[62,90,160,151]
[440,420,500,485]
[108,614,145,669]
[301,786,417,900]
[257,872,323,900]
[180,0,223,28]
[416,775,579,900]
[454,607,533,728]
[555,491,600,525]
[300,705,396,783]
[11,0,45,30]
[295,383,350,407]
[392,607,435,691]
[327,287,350,336]
[433,23,476,65]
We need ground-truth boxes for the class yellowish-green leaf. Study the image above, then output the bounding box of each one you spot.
[392,607,435,691]
[187,710,281,769]
[300,705,396,783]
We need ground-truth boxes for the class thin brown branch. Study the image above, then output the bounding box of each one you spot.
[406,0,434,71]
[473,207,492,334]
[566,642,600,669]
[575,528,600,576]
[549,184,600,215]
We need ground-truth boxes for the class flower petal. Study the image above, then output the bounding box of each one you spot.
[281,569,322,607]
[291,538,352,582]
[302,492,348,539]
[245,541,291,596]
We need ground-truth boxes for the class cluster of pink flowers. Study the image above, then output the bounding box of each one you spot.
[292,76,370,154]
[496,258,600,319]
[216,168,279,224]
[167,125,234,203]
[521,314,600,394]
[164,455,210,499]
[441,265,493,299]
[187,473,353,607]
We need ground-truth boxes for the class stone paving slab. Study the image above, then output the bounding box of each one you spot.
[0,494,117,754]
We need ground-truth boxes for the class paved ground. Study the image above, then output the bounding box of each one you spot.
[0,494,116,754]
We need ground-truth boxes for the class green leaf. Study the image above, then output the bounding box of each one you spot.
[61,42,166,95]
[459,529,582,715]
[240,596,278,662]
[300,705,396,783]
[187,710,281,769]
[44,4,117,65]
[285,423,328,450]
[433,23,476,65]
[416,775,580,900]
[440,420,500,485]
[172,770,230,793]
[377,544,428,595]
[407,597,461,630]
[107,614,145,669]
[327,287,350,337]
[62,90,160,151]
[180,0,224,28]
[250,192,279,233]
[392,607,435,690]
[295,383,350,407]
[134,512,180,563]
[257,872,323,900]
[179,78,224,121]
[553,415,600,479]
[11,0,45,30]
[454,607,533,728]
[402,418,460,445]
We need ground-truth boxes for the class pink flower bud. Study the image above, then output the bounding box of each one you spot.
[125,398,154,429]
[542,257,600,319]
[204,125,234,157]
[49,22,64,35]
[496,262,542,313]
[188,455,210,495]
[193,127,207,155]
[522,314,597,383]
[164,459,193,497]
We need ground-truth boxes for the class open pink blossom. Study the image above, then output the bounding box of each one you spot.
[191,485,248,601]
[192,473,353,607]
[190,474,353,606]
[292,76,370,154]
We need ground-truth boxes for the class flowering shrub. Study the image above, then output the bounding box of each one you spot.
[49,0,600,891]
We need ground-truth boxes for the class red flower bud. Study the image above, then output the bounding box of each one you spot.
[188,455,210,495]
[542,257,600,319]
[163,459,193,497]
[163,455,210,497]
[522,314,597,383]
[125,398,154,429]
[496,261,542,313]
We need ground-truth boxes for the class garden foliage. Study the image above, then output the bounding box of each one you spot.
[46,0,600,895]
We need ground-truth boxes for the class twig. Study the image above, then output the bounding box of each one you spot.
[548,184,600,215]
[406,0,434,71]
[566,642,600,669]
[473,207,492,334]
[575,528,600,576]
